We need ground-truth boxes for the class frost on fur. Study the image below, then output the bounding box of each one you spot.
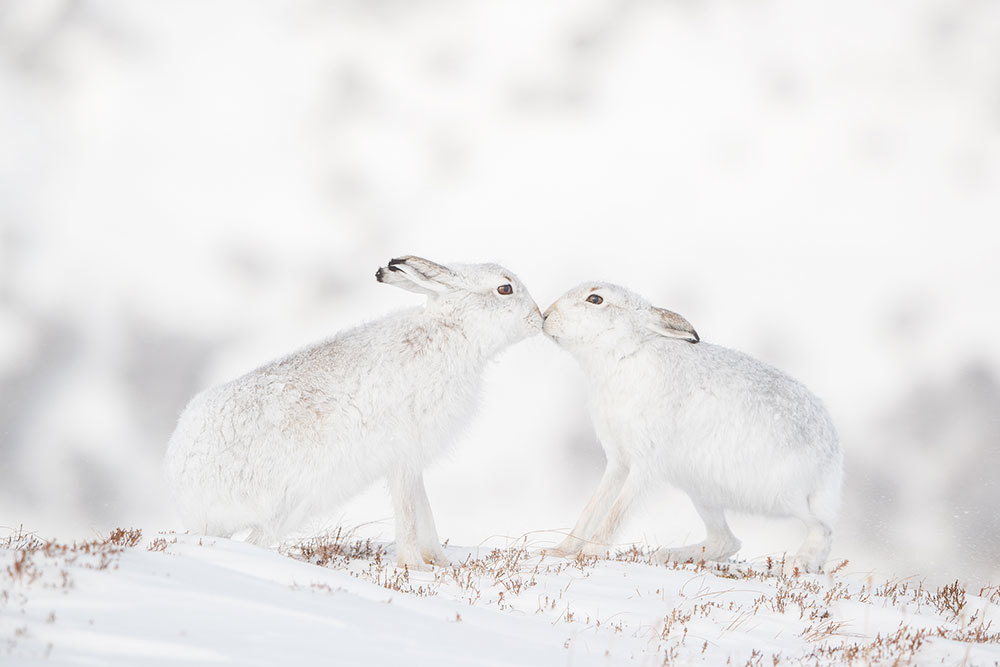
[164,255,543,568]
[542,282,842,572]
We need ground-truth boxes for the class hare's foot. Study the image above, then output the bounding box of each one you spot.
[660,504,741,565]
[655,543,710,564]
[421,545,450,567]
[580,542,612,559]
[245,526,278,548]
[396,557,432,572]
[790,551,826,575]
[656,537,740,565]
[793,518,832,574]
[395,542,433,571]
[541,536,584,559]
[540,546,574,559]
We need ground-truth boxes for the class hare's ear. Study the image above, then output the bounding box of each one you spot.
[646,306,700,343]
[375,256,459,296]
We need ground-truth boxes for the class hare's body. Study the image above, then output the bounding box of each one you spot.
[543,283,841,572]
[168,310,481,544]
[589,341,839,516]
[166,256,542,567]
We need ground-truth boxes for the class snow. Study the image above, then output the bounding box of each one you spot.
[3,530,999,665]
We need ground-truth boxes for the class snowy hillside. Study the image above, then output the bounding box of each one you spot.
[3,528,998,665]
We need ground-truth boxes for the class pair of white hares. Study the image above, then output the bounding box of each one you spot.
[165,256,842,572]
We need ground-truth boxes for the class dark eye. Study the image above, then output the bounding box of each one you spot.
[586,294,603,305]
[497,284,513,295]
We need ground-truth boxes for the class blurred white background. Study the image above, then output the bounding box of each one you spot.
[1,0,998,586]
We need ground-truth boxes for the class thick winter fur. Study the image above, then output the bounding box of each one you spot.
[165,256,542,568]
[542,283,842,572]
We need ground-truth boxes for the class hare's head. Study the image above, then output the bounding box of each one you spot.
[376,255,542,351]
[542,283,698,357]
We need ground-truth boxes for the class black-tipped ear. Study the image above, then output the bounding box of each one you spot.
[375,255,458,295]
[646,307,699,343]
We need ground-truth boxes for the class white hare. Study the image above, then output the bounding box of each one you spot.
[542,283,841,572]
[165,256,542,568]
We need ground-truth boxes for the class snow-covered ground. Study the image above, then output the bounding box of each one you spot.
[2,528,999,665]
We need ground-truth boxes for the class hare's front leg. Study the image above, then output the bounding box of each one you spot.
[546,461,629,557]
[388,469,429,570]
[579,470,643,558]
[413,473,449,566]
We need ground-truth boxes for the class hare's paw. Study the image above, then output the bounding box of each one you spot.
[245,526,278,548]
[395,544,433,571]
[396,556,432,572]
[580,542,611,559]
[786,554,825,575]
[539,546,572,559]
[421,547,450,568]
[655,544,711,565]
[793,520,832,574]
[541,538,583,559]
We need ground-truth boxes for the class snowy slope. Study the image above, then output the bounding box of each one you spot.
[2,529,998,666]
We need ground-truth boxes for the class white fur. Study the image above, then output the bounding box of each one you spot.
[542,283,842,572]
[165,256,542,568]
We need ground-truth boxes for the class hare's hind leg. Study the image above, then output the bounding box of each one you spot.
[657,502,741,565]
[795,517,832,573]
[793,479,838,572]
[790,468,839,572]
[413,474,449,566]
[548,461,629,557]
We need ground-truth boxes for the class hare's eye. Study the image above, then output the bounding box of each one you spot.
[586,294,603,305]
[497,284,513,295]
